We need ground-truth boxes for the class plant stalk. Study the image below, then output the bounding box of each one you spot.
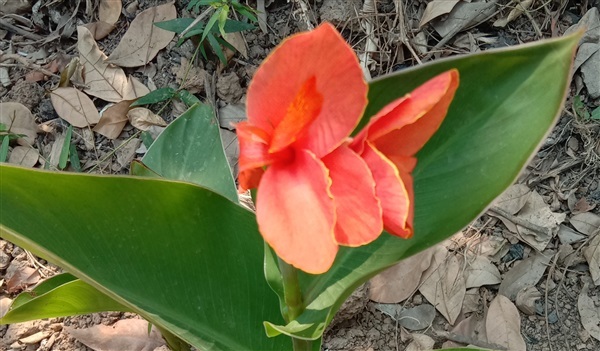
[277,257,312,351]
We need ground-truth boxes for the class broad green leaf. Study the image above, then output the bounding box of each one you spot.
[202,11,220,43]
[208,32,227,64]
[139,103,237,202]
[264,33,580,340]
[592,106,600,120]
[0,166,289,351]
[132,87,177,107]
[1,274,129,324]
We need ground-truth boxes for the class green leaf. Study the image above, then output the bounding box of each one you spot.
[140,103,238,202]
[264,32,580,340]
[202,10,221,43]
[222,19,254,33]
[155,18,198,34]
[176,89,202,107]
[0,136,8,162]
[0,166,289,351]
[69,143,81,172]
[573,95,590,119]
[218,5,229,38]
[232,3,258,23]
[58,125,72,170]
[208,32,227,64]
[132,87,177,107]
[592,106,600,120]
[1,274,129,324]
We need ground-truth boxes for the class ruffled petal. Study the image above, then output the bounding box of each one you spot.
[236,122,273,172]
[238,167,264,192]
[353,70,459,157]
[322,145,383,246]
[247,23,367,157]
[388,155,416,237]
[256,149,338,274]
[359,142,411,238]
[269,76,323,153]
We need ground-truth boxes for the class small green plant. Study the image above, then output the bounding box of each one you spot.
[156,0,257,63]
[0,122,26,162]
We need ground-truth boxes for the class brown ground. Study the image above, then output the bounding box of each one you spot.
[1,0,600,350]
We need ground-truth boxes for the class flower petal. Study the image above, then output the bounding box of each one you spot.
[322,145,383,246]
[247,23,367,157]
[269,76,323,153]
[256,149,338,274]
[388,155,416,236]
[353,70,459,157]
[360,142,412,238]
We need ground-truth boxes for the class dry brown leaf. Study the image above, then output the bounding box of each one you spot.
[8,146,39,167]
[571,197,596,214]
[419,0,461,28]
[398,304,436,331]
[50,87,101,127]
[461,288,480,314]
[515,191,565,251]
[583,234,600,286]
[405,334,435,351]
[578,282,600,341]
[452,313,487,345]
[65,319,166,351]
[485,295,526,351]
[83,21,116,40]
[467,235,509,262]
[463,254,501,288]
[557,224,586,245]
[99,0,122,24]
[498,250,551,300]
[127,107,167,131]
[77,26,149,102]
[369,247,435,303]
[432,1,497,38]
[419,247,466,325]
[107,2,176,67]
[515,286,541,315]
[223,32,248,58]
[571,212,600,236]
[93,100,134,139]
[493,184,531,215]
[493,0,533,27]
[5,260,41,294]
[0,296,12,318]
[0,102,37,145]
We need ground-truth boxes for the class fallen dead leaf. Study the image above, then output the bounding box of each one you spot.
[107,2,176,67]
[77,26,149,102]
[493,0,533,27]
[498,250,552,300]
[8,146,39,167]
[432,0,498,38]
[99,0,122,24]
[398,304,436,331]
[571,196,596,214]
[20,330,51,344]
[452,313,487,345]
[5,260,41,294]
[578,282,600,341]
[405,333,435,351]
[48,133,66,169]
[83,21,116,40]
[571,212,600,236]
[419,0,461,28]
[369,247,435,303]
[493,184,531,215]
[0,102,38,145]
[515,286,541,315]
[127,107,167,131]
[583,234,600,286]
[486,295,526,351]
[461,288,480,314]
[419,247,466,325]
[0,296,12,318]
[65,318,166,351]
[558,224,586,245]
[463,254,501,288]
[224,32,248,59]
[467,235,509,262]
[93,100,134,139]
[50,87,101,127]
[565,7,600,99]
[515,191,565,251]
[114,138,141,169]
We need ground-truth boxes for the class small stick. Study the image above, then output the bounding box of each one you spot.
[0,53,59,78]
[0,18,44,41]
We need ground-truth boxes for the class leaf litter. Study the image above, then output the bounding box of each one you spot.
[2,1,600,351]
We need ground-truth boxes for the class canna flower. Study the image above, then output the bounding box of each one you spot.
[236,23,459,274]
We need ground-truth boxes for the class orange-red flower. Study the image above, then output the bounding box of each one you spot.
[236,23,459,274]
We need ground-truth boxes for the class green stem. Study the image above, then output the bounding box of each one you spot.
[277,257,312,351]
